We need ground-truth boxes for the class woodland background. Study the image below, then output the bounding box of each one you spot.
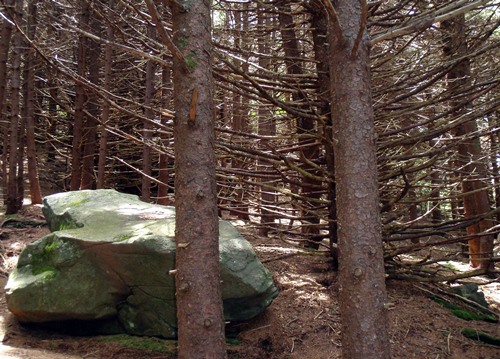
[0,0,499,357]
[0,0,499,315]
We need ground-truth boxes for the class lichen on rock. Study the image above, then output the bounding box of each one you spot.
[5,189,278,337]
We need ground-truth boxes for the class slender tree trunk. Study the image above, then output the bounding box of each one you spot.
[277,2,322,243]
[157,61,172,205]
[442,15,494,270]
[6,0,24,215]
[69,2,89,190]
[310,0,338,260]
[256,9,276,235]
[229,6,250,220]
[0,0,14,112]
[0,0,15,206]
[155,3,172,206]
[24,0,42,204]
[97,0,115,189]
[141,23,156,202]
[170,0,226,357]
[80,11,101,189]
[45,3,61,164]
[490,129,500,223]
[328,1,390,357]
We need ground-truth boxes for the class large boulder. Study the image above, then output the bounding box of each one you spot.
[5,189,278,338]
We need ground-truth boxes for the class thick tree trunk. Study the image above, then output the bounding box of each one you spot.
[170,0,226,357]
[328,1,390,358]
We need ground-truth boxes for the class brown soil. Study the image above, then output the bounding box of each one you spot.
[0,205,498,359]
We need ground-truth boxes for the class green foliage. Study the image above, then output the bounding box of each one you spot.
[184,52,198,70]
[461,328,500,346]
[440,262,459,271]
[226,338,242,345]
[68,196,90,208]
[30,238,60,277]
[431,296,498,323]
[57,221,78,231]
[177,37,189,49]
[114,234,133,242]
[275,107,286,116]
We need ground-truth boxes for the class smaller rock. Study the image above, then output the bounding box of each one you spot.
[450,283,489,308]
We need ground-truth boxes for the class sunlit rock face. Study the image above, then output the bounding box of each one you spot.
[5,189,278,338]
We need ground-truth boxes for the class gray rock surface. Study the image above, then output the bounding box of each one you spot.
[5,189,278,337]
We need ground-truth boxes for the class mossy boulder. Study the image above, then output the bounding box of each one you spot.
[5,189,278,338]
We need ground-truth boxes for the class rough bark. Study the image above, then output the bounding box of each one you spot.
[328,1,390,358]
[170,0,226,357]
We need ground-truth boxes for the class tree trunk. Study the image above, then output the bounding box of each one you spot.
[0,0,14,112]
[256,9,276,235]
[328,1,390,358]
[69,2,89,190]
[141,23,156,202]
[97,0,115,189]
[490,129,500,223]
[24,0,43,205]
[170,0,226,357]
[442,15,494,271]
[0,0,15,206]
[6,0,24,215]
[157,60,172,205]
[229,5,250,220]
[155,3,172,206]
[80,10,101,190]
[310,0,338,259]
[277,1,322,243]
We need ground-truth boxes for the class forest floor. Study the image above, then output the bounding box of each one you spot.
[0,205,498,359]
